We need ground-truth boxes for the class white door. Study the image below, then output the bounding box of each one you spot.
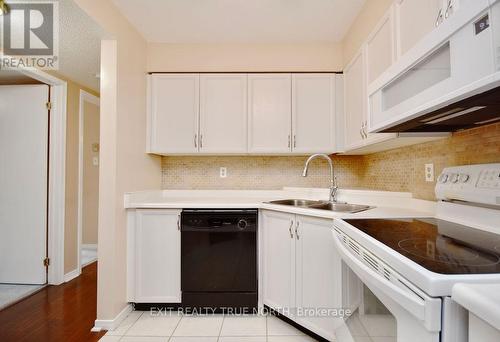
[0,85,49,284]
[295,215,343,340]
[262,210,296,312]
[396,0,444,56]
[344,51,367,151]
[148,74,199,154]
[292,74,336,154]
[248,74,292,153]
[135,209,181,303]
[199,74,247,153]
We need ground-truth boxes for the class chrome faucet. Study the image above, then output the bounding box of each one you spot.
[302,154,338,202]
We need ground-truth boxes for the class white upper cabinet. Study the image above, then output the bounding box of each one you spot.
[248,74,292,154]
[344,51,367,151]
[292,74,336,153]
[199,74,248,153]
[148,73,339,155]
[396,0,444,57]
[365,6,396,85]
[148,74,199,154]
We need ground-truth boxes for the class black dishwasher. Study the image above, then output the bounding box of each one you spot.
[181,209,258,310]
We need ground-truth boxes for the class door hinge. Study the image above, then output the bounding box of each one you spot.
[43,257,50,267]
[46,101,52,110]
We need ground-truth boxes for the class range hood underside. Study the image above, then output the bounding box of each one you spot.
[382,86,500,133]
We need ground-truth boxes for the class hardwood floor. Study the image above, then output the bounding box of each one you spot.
[0,262,106,342]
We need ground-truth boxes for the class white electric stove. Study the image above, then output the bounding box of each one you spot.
[333,163,500,342]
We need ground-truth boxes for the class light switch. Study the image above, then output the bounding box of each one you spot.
[93,157,99,166]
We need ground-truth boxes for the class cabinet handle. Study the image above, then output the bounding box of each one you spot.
[199,134,203,148]
[444,0,453,19]
[194,134,198,148]
[295,221,300,240]
[435,8,444,27]
[289,220,294,239]
[293,135,296,148]
[177,215,181,230]
[288,135,291,148]
[363,121,368,139]
[360,127,364,139]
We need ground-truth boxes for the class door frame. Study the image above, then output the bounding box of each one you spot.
[18,68,67,285]
[77,90,100,275]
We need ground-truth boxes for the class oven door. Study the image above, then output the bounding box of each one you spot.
[333,227,442,342]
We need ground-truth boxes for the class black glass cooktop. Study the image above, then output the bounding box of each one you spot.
[344,218,500,275]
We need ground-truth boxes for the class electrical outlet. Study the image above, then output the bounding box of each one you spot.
[425,163,434,182]
[220,167,227,178]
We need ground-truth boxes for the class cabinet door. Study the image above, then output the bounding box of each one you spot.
[292,74,336,154]
[148,74,199,154]
[248,74,292,153]
[262,210,296,313]
[135,209,181,303]
[365,7,396,85]
[396,0,443,56]
[199,74,248,153]
[295,215,343,341]
[344,51,366,151]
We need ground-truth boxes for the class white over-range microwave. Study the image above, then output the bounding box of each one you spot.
[368,0,500,133]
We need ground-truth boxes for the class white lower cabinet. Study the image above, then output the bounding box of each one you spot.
[131,209,182,303]
[262,210,342,341]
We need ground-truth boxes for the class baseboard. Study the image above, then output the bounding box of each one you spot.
[82,244,97,251]
[93,304,133,331]
[64,269,81,282]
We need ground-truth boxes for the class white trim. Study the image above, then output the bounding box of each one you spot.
[82,244,98,250]
[77,90,100,276]
[93,304,133,331]
[17,68,67,285]
[64,269,81,282]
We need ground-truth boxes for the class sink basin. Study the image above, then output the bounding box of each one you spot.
[267,199,324,207]
[308,202,372,213]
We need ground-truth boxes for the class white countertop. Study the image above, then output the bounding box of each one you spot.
[452,283,500,330]
[124,187,436,219]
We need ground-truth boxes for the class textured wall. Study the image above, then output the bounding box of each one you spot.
[161,123,500,201]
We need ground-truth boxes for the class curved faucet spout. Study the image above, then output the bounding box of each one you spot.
[302,154,338,202]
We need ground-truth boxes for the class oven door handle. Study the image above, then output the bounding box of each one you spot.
[332,230,442,332]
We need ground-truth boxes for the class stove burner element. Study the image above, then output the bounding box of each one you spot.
[399,237,500,267]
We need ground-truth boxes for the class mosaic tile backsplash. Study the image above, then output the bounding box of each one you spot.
[162,123,500,201]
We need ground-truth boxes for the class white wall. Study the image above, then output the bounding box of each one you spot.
[148,43,343,72]
[74,0,161,321]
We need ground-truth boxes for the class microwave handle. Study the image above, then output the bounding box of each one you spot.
[332,230,441,332]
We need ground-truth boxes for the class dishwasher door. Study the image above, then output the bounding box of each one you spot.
[181,209,258,309]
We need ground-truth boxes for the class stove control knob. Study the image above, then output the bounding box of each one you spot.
[450,173,460,183]
[237,219,248,229]
[458,174,470,183]
[437,173,448,184]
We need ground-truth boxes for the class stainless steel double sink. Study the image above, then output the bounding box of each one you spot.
[267,199,372,213]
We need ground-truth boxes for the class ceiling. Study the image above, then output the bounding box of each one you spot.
[58,0,106,92]
[111,0,366,44]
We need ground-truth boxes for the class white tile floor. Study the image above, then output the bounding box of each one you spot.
[0,284,44,310]
[100,311,320,342]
